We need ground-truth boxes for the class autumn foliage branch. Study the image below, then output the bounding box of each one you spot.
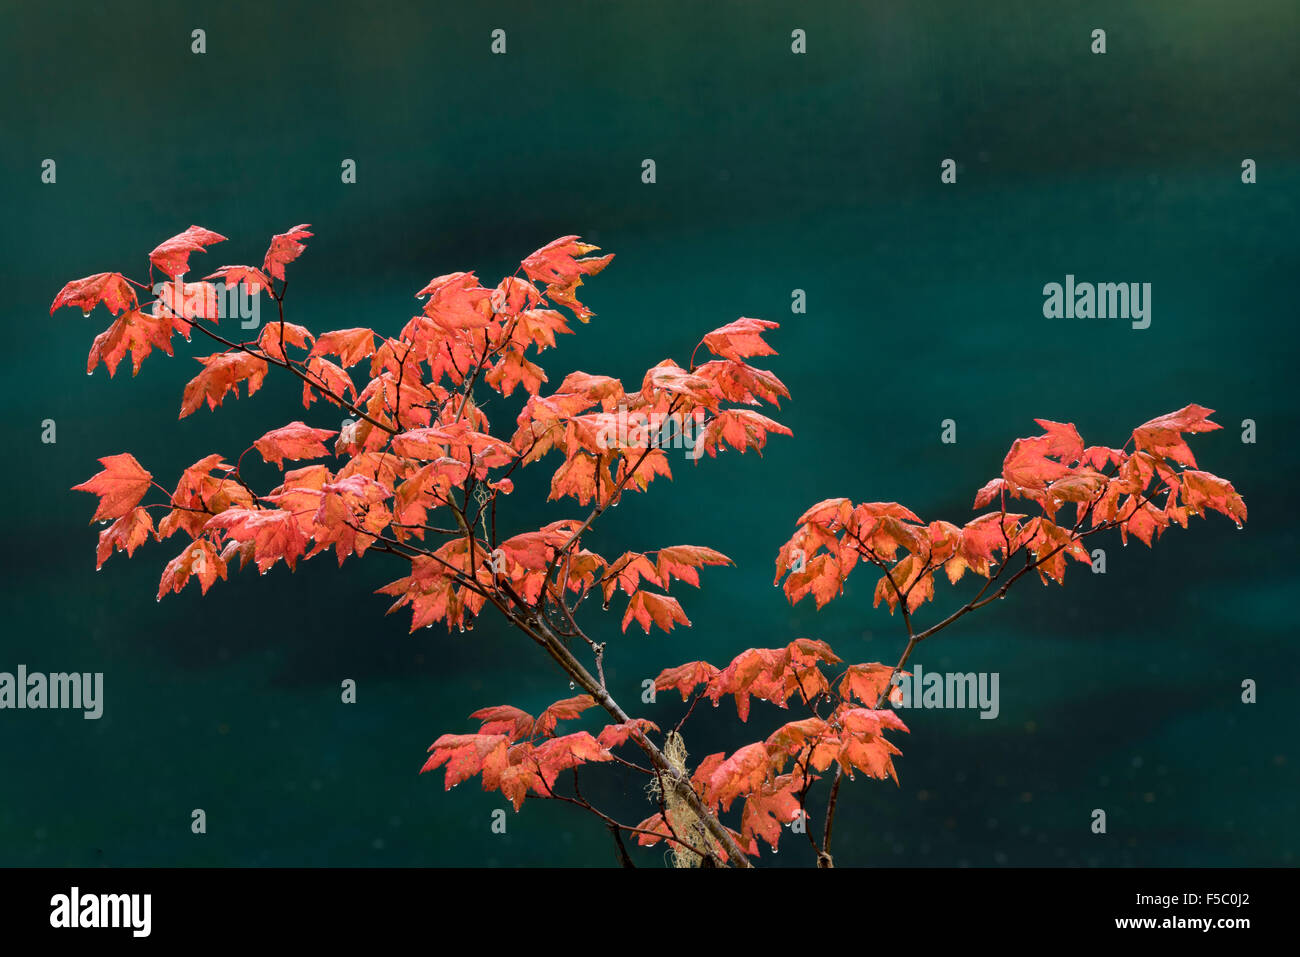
[57,227,1245,867]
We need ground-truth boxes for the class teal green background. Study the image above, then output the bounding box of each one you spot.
[1,1,1295,866]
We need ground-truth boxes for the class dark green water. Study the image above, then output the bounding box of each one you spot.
[1,1,1295,866]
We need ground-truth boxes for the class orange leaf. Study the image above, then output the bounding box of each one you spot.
[157,538,227,598]
[701,317,780,362]
[149,225,227,278]
[621,591,691,634]
[73,453,153,522]
[837,663,897,705]
[86,308,174,377]
[535,694,597,737]
[421,733,509,789]
[204,265,271,294]
[253,421,337,468]
[301,356,355,408]
[310,327,376,368]
[204,507,309,573]
[257,322,313,362]
[180,352,269,418]
[708,743,770,812]
[520,236,613,287]
[596,718,660,750]
[740,778,804,852]
[95,507,155,569]
[50,272,136,317]
[263,224,313,281]
[655,545,732,588]
[653,661,720,701]
[1132,404,1220,468]
[470,705,535,741]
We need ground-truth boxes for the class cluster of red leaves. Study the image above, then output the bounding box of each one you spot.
[60,229,791,622]
[423,692,661,812]
[426,639,907,858]
[635,640,906,855]
[773,408,1247,615]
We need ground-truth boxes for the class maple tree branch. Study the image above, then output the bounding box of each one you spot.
[607,824,637,868]
[390,340,417,433]
[813,457,1184,866]
[818,470,1155,858]
[672,689,707,736]
[274,283,288,366]
[386,519,462,536]
[905,480,1164,648]
[607,752,655,775]
[820,770,841,867]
